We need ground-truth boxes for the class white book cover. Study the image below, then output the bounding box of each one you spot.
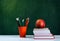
[34,36,54,39]
[33,28,51,35]
[34,34,55,39]
[34,34,52,36]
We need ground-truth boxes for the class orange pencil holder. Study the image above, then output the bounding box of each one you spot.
[18,26,27,37]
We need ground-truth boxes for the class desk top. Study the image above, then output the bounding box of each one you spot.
[0,35,60,41]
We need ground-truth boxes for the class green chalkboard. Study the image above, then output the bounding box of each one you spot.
[0,0,60,35]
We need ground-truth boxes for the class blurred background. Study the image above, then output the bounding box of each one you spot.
[0,0,60,35]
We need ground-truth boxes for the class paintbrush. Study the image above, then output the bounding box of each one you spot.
[16,17,20,27]
[25,17,29,26]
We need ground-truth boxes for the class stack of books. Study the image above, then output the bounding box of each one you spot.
[33,28,55,39]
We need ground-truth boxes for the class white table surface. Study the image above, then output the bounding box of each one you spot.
[0,35,60,41]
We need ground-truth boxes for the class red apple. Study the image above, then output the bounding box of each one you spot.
[36,19,46,28]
